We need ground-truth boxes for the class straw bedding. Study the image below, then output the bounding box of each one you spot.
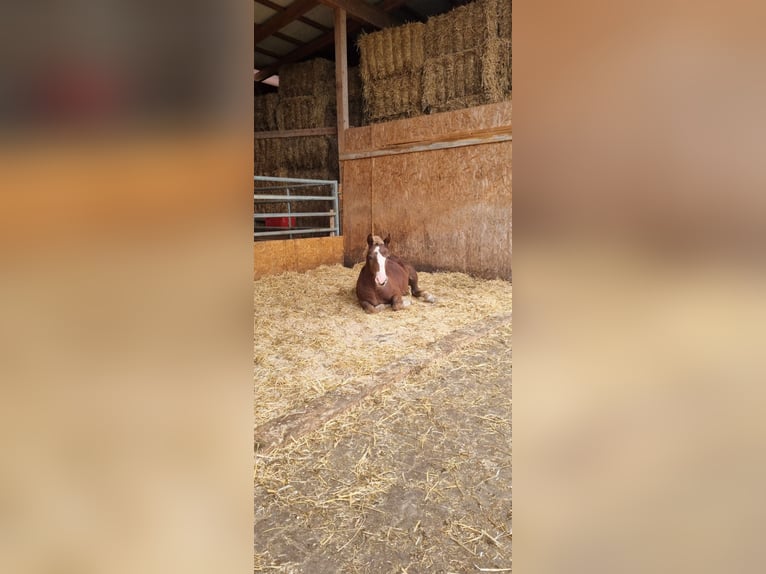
[253,263,512,429]
[254,282,512,571]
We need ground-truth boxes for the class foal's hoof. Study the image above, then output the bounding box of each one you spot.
[423,293,436,303]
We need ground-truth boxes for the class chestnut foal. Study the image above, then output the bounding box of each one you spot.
[356,234,435,314]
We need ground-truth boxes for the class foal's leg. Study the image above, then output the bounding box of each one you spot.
[391,294,404,311]
[360,300,382,314]
[408,267,422,297]
[408,267,436,303]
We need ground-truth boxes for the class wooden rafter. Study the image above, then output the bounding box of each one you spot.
[317,0,402,29]
[254,0,409,83]
[272,30,304,46]
[256,0,330,33]
[255,46,281,60]
[254,0,320,46]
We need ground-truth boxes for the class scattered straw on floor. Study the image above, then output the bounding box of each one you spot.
[254,320,512,572]
[254,263,512,428]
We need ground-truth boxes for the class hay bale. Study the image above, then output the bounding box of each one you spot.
[254,138,283,175]
[358,26,426,123]
[363,72,423,123]
[276,95,336,130]
[348,67,364,126]
[482,37,512,102]
[279,58,335,97]
[358,22,425,82]
[422,35,511,114]
[254,93,278,131]
[424,0,498,58]
[281,135,332,171]
[498,0,512,40]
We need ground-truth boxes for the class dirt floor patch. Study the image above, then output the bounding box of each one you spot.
[254,268,512,574]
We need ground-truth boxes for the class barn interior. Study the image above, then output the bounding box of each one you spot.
[254,2,512,571]
[254,0,511,279]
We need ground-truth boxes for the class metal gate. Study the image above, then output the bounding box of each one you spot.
[254,176,340,240]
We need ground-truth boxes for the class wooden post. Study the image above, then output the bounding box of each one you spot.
[334,8,349,161]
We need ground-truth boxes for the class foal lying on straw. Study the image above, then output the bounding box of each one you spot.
[356,234,436,314]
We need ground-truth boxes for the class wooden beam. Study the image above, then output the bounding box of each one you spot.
[254,0,409,83]
[254,127,338,139]
[255,46,281,60]
[339,127,512,160]
[334,8,349,155]
[256,0,331,32]
[272,31,304,46]
[254,26,344,82]
[254,0,319,46]
[317,0,401,29]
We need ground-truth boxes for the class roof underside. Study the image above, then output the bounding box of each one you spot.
[254,0,471,84]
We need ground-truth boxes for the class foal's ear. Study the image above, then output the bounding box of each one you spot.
[384,234,391,246]
[367,234,374,246]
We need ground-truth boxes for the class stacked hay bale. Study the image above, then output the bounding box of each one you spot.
[254,93,278,131]
[422,0,512,114]
[358,22,426,123]
[356,0,511,122]
[348,66,364,127]
[275,58,339,182]
[497,0,512,92]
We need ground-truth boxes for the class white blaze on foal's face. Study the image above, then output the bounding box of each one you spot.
[373,246,388,286]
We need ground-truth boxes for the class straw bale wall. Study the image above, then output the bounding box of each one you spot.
[357,0,511,122]
[254,93,278,131]
[358,23,425,81]
[424,0,498,57]
[341,101,511,280]
[362,73,423,123]
[421,0,511,113]
[254,57,341,180]
[498,0,512,40]
[278,58,335,98]
[276,96,336,130]
[358,22,426,123]
[254,138,283,176]
[348,66,364,127]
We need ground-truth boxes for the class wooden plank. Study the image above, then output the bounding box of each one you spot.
[253,236,344,279]
[340,132,512,160]
[334,8,349,157]
[254,126,337,139]
[254,0,319,46]
[318,0,401,29]
[341,102,512,279]
[347,100,513,152]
